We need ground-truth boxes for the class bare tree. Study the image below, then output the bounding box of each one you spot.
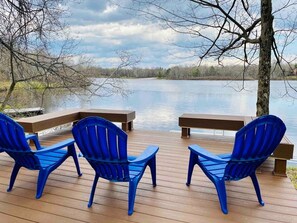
[0,0,88,110]
[0,0,132,112]
[126,0,297,116]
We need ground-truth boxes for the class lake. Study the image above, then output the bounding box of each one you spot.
[43,78,297,160]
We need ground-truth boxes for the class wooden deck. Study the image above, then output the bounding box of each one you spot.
[0,129,297,223]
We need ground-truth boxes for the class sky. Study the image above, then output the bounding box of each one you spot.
[65,0,192,68]
[63,0,297,68]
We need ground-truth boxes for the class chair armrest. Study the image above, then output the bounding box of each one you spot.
[34,138,75,154]
[129,145,159,164]
[25,134,42,150]
[189,144,228,163]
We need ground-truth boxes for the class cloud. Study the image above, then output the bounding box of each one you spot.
[68,22,177,45]
[62,0,297,68]
[65,12,184,67]
[103,4,119,14]
[61,0,195,67]
[66,0,133,25]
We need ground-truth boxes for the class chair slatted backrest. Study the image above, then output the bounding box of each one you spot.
[72,117,130,181]
[0,113,40,169]
[224,115,286,180]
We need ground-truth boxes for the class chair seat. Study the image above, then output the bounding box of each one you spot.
[128,155,146,178]
[129,163,146,178]
[35,149,68,169]
[199,154,231,179]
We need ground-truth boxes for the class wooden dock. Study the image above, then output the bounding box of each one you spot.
[0,129,296,223]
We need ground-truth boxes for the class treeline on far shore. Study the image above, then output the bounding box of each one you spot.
[1,63,297,83]
[86,64,297,80]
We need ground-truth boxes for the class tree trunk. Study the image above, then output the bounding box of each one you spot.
[0,82,16,111]
[256,0,273,116]
[0,46,16,111]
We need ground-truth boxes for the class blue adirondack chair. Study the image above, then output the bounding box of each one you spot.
[0,113,82,198]
[186,115,286,214]
[72,117,159,215]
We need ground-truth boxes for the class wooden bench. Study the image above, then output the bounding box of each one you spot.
[17,108,135,134]
[179,113,294,176]
[80,109,135,132]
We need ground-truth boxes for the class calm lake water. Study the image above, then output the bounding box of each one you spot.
[44,78,297,160]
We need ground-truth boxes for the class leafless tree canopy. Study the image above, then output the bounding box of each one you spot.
[0,0,86,109]
[127,0,297,115]
[0,0,132,111]
[129,0,296,65]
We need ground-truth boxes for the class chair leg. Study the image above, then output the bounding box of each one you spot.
[68,144,82,177]
[128,179,138,215]
[7,164,21,192]
[88,174,99,208]
[250,172,265,206]
[214,179,228,214]
[186,151,198,186]
[147,156,157,187]
[36,169,51,199]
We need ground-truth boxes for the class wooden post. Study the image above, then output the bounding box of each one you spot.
[122,121,134,132]
[181,127,190,138]
[273,159,287,177]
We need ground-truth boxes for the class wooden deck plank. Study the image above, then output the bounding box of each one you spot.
[0,129,296,222]
[0,212,34,223]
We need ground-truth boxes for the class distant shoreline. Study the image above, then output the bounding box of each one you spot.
[154,76,297,81]
[103,75,297,81]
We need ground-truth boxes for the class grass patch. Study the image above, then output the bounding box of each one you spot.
[286,76,297,80]
[0,82,10,91]
[0,81,57,91]
[287,167,297,189]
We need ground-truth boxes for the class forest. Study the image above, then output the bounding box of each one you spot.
[86,63,297,80]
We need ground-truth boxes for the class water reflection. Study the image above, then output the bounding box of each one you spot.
[16,78,297,159]
[1,89,44,109]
